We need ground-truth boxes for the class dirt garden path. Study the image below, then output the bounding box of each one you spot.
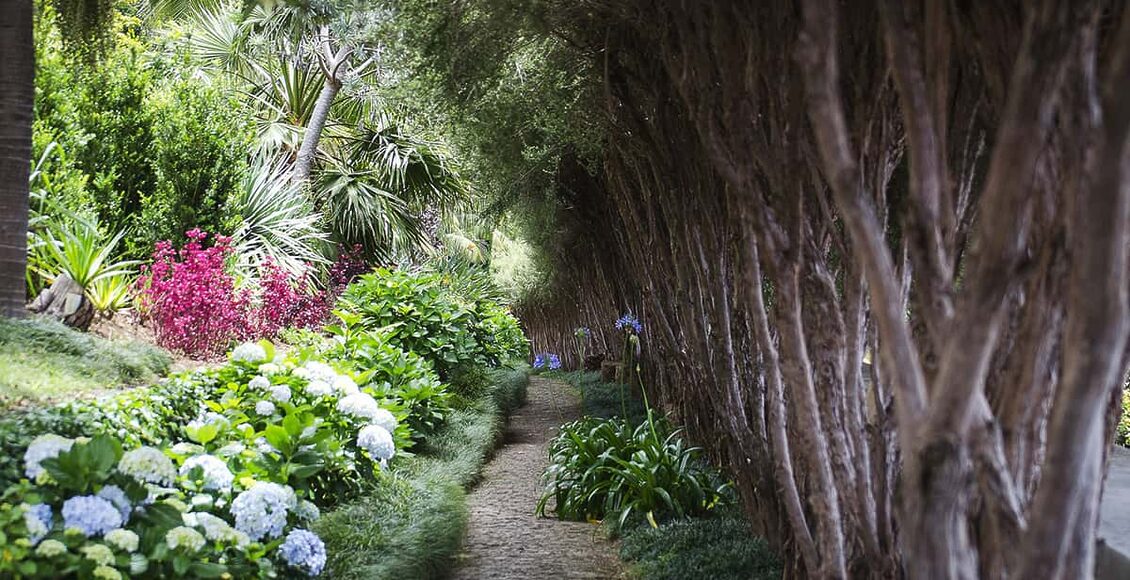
[453,376,622,580]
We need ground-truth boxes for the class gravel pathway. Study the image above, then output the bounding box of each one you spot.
[453,376,622,580]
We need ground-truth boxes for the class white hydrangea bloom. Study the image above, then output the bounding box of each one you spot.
[230,482,297,541]
[305,379,334,397]
[104,529,139,553]
[179,455,234,491]
[24,434,74,479]
[259,363,283,376]
[269,384,292,403]
[357,425,395,461]
[302,361,337,383]
[336,393,380,420]
[118,447,176,485]
[190,512,248,546]
[166,526,206,553]
[333,374,360,395]
[292,367,312,380]
[249,376,271,390]
[231,342,268,363]
[255,401,276,416]
[370,408,397,433]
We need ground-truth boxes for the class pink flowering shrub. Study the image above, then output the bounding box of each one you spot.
[253,259,332,338]
[136,233,374,357]
[135,229,251,357]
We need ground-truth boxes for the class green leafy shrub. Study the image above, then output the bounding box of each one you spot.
[337,268,528,377]
[537,412,732,530]
[0,338,417,578]
[619,513,782,580]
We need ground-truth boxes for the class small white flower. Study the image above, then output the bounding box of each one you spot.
[118,447,176,485]
[105,529,140,553]
[357,425,395,461]
[269,384,292,403]
[231,342,268,363]
[337,392,380,420]
[24,434,74,479]
[255,401,276,416]
[259,363,282,376]
[371,408,398,433]
[166,526,206,553]
[306,379,334,397]
[179,455,234,491]
[333,374,360,395]
[249,376,270,390]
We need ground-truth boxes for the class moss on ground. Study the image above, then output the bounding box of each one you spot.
[0,317,171,409]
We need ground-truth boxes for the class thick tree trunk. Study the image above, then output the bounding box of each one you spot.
[0,0,33,318]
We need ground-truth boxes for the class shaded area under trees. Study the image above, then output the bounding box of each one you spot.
[385,0,1130,577]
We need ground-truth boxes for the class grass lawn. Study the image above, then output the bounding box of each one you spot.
[0,316,171,409]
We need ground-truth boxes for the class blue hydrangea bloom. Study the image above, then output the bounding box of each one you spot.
[23,503,52,544]
[96,485,132,523]
[615,313,642,334]
[279,529,327,576]
[230,482,296,541]
[62,496,123,537]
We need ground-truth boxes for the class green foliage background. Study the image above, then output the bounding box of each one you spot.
[33,5,253,259]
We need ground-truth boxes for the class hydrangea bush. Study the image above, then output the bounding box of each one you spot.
[0,338,423,578]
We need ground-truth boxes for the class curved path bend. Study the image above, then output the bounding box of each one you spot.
[454,376,621,580]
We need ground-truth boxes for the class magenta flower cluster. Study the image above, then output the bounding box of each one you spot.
[136,231,370,358]
[135,229,251,357]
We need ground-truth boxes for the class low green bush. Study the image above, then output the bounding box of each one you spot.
[337,268,528,378]
[0,317,170,408]
[537,411,732,530]
[619,512,782,580]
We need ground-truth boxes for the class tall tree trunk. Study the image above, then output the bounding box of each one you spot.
[292,75,341,183]
[0,0,33,318]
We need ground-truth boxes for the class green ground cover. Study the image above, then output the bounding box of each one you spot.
[0,317,170,409]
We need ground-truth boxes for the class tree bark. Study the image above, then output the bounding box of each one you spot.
[0,0,33,318]
[292,75,341,183]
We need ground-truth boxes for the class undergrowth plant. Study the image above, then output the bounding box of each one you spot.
[536,409,731,530]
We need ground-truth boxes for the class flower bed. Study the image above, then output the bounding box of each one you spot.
[0,267,529,578]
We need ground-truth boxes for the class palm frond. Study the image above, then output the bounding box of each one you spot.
[229,158,331,276]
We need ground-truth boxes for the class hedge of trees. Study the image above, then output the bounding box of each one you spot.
[387,1,1130,577]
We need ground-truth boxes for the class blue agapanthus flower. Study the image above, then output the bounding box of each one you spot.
[62,495,123,537]
[547,354,561,370]
[574,326,591,339]
[533,353,547,369]
[615,313,642,334]
[279,528,327,576]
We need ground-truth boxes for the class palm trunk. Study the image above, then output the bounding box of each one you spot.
[292,76,341,183]
[0,0,33,318]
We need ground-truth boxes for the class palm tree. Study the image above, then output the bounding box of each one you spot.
[0,0,34,318]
